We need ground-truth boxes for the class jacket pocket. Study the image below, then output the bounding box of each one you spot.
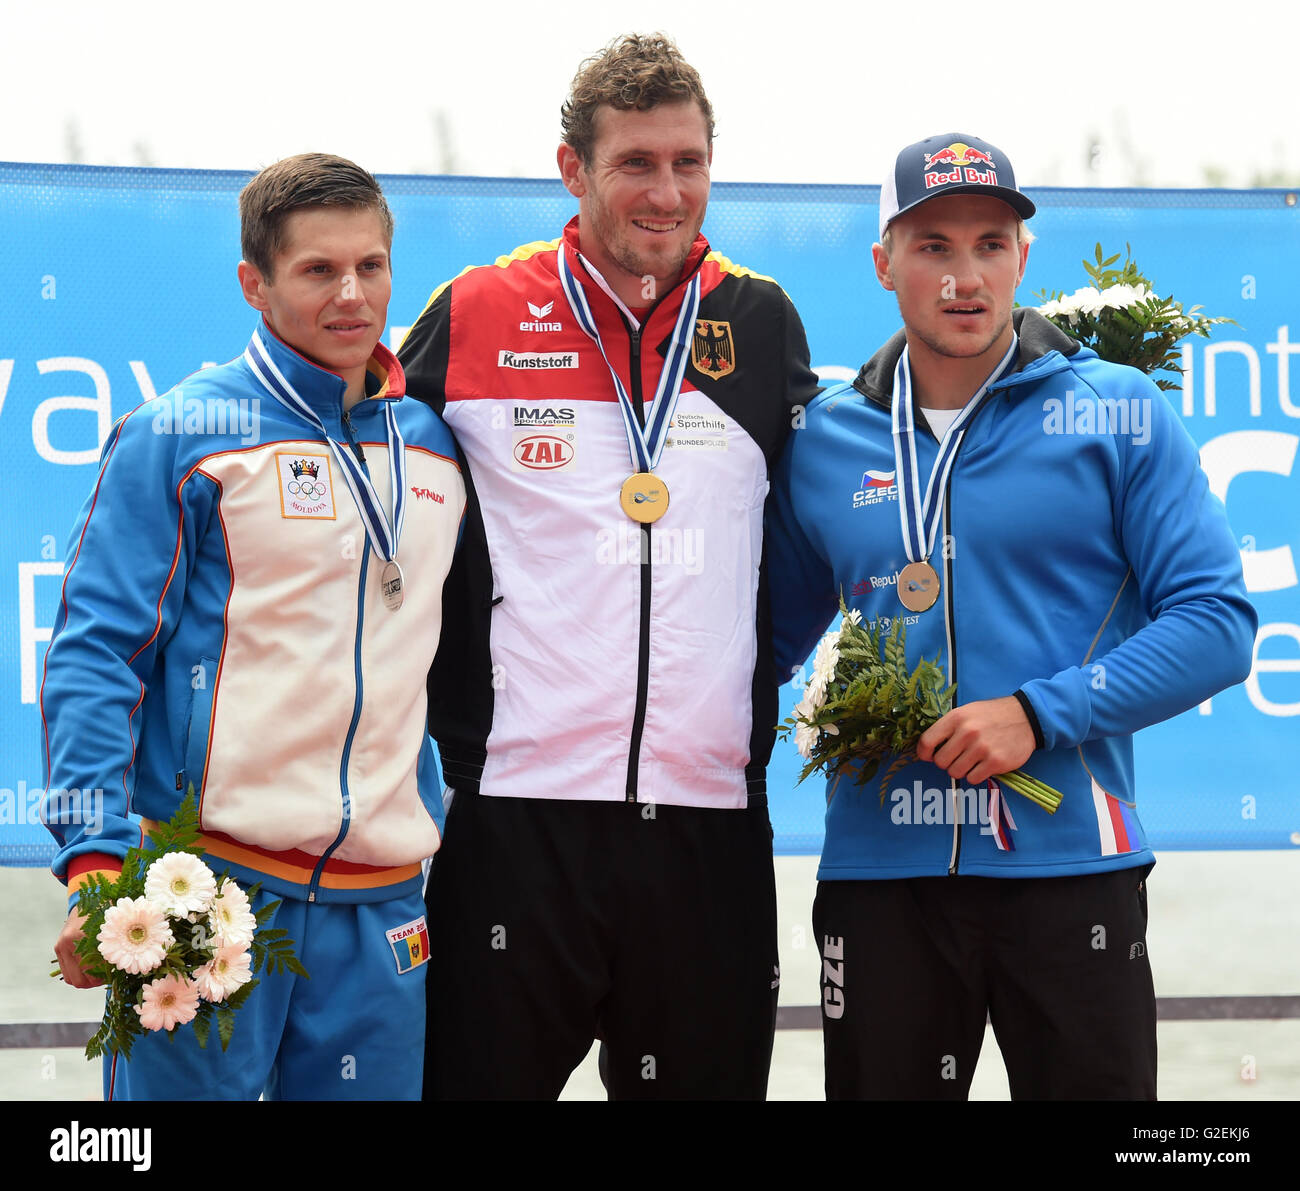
[182,656,218,796]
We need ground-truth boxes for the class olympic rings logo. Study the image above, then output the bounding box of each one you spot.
[287,479,325,500]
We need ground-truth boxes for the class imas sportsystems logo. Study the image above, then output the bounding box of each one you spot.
[853,469,898,509]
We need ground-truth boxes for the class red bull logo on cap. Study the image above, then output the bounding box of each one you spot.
[923,141,998,190]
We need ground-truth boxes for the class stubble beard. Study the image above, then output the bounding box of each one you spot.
[586,188,696,301]
[911,309,1012,363]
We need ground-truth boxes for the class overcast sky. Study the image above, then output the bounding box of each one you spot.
[3,0,1293,189]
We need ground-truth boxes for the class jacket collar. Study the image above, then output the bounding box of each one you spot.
[852,307,1085,408]
[245,318,405,422]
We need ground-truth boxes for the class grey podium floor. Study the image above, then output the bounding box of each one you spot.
[2,852,1296,1101]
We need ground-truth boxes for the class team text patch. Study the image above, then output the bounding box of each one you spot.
[386,916,430,973]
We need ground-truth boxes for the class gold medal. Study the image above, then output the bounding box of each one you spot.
[619,473,669,523]
[898,560,939,612]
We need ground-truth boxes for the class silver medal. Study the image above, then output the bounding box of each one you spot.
[380,560,404,612]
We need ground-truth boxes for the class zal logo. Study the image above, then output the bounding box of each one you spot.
[513,434,575,471]
[520,300,562,333]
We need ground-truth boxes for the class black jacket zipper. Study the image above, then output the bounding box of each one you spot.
[624,322,652,803]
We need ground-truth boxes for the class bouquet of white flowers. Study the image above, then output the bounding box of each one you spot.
[1035,244,1233,389]
[55,792,305,1059]
[779,600,1062,814]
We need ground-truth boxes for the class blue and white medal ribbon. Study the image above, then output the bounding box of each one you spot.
[557,249,700,523]
[890,334,1019,612]
[245,330,408,610]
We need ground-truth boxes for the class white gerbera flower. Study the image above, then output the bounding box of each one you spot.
[1100,283,1153,311]
[135,974,200,1032]
[97,896,174,974]
[209,878,257,948]
[792,695,822,759]
[193,944,254,1002]
[842,607,863,628]
[144,852,217,917]
[812,633,840,686]
[1069,286,1106,316]
[793,720,820,759]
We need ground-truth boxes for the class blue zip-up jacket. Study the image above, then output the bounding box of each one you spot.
[41,323,466,903]
[767,309,1256,879]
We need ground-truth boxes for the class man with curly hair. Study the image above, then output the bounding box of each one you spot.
[400,34,821,1099]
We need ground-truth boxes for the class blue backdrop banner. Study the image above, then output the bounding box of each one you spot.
[1,164,1295,863]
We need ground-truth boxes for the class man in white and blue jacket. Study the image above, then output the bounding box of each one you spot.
[43,154,466,1100]
[767,133,1257,1099]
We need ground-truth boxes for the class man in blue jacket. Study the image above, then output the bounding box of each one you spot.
[767,133,1257,1099]
[43,153,466,1099]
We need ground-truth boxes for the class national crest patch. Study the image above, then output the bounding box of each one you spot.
[691,319,735,378]
[276,451,337,519]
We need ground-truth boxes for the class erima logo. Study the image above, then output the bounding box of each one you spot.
[520,299,562,332]
[498,351,576,369]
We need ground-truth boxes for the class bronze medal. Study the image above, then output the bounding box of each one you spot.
[897,560,939,612]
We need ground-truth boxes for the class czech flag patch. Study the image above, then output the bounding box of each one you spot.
[386,916,430,974]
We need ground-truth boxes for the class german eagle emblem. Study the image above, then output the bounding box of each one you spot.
[691,319,735,378]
